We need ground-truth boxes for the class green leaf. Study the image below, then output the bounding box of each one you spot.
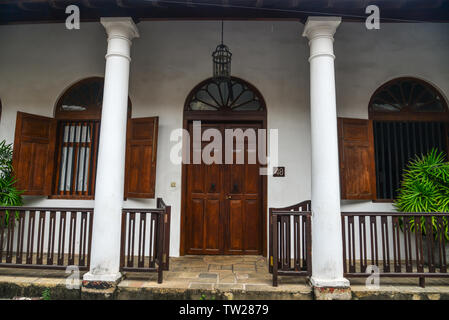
[395,148,449,241]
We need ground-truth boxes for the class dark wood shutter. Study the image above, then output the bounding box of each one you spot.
[124,117,159,199]
[12,112,57,195]
[338,118,376,200]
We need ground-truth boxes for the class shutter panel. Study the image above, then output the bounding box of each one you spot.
[124,117,159,199]
[12,112,57,195]
[338,118,376,200]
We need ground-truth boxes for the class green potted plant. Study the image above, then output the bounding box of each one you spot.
[0,140,23,250]
[394,148,449,265]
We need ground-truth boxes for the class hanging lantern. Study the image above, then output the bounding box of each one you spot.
[212,21,232,81]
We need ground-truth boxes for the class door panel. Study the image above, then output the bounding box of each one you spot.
[186,123,223,254]
[223,124,262,254]
[204,199,221,253]
[187,198,204,252]
[185,122,262,255]
[228,199,243,252]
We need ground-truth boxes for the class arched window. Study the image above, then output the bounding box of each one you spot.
[53,77,131,198]
[185,77,265,112]
[12,77,146,199]
[369,77,449,200]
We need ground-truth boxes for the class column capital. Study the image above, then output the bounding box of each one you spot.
[302,16,341,42]
[101,17,139,41]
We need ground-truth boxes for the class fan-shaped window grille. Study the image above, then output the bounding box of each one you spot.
[56,77,104,117]
[186,77,265,112]
[369,78,447,114]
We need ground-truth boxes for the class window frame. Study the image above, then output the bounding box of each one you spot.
[49,77,131,200]
[369,77,449,202]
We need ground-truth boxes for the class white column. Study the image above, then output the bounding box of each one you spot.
[303,17,349,288]
[83,17,139,282]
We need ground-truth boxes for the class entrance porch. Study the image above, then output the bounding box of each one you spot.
[1,255,449,300]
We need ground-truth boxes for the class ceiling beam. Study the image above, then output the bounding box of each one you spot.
[16,0,44,11]
[81,0,98,8]
[115,0,132,8]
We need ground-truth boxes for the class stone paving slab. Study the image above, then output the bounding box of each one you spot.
[0,256,448,299]
[349,276,449,300]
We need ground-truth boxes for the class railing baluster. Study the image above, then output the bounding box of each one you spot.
[438,216,447,273]
[293,215,299,271]
[26,211,36,265]
[278,215,284,271]
[6,209,15,263]
[370,216,379,267]
[301,215,307,270]
[127,212,136,268]
[150,213,156,268]
[58,211,67,265]
[359,216,367,273]
[415,215,424,273]
[341,215,347,274]
[425,216,435,273]
[348,216,356,273]
[392,216,401,272]
[87,210,94,268]
[0,210,5,263]
[47,211,56,265]
[282,215,291,270]
[36,211,45,265]
[403,216,412,272]
[16,211,25,264]
[79,212,88,266]
[138,212,146,268]
[68,211,77,265]
[381,216,390,272]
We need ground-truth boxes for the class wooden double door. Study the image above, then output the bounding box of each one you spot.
[185,122,263,255]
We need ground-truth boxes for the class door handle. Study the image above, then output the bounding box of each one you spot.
[226,195,232,199]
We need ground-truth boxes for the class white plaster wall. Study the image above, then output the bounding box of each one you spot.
[0,21,310,257]
[336,22,449,213]
[0,21,448,258]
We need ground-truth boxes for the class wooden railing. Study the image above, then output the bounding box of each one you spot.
[269,200,312,287]
[342,212,449,287]
[120,198,171,284]
[0,207,93,270]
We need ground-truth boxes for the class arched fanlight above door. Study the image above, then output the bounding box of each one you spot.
[185,77,266,112]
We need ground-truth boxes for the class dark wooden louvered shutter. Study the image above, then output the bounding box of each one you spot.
[12,112,57,195]
[338,118,376,200]
[124,117,159,199]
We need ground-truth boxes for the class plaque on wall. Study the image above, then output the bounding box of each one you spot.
[273,167,285,177]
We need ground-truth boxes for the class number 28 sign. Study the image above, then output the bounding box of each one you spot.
[273,167,285,177]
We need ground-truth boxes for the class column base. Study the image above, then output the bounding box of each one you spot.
[83,271,122,284]
[81,272,122,300]
[309,277,351,300]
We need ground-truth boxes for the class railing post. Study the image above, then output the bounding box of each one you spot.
[0,210,4,263]
[157,211,165,284]
[306,214,312,276]
[272,214,278,287]
[268,208,273,274]
[119,210,126,272]
[163,205,171,271]
[87,210,94,269]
